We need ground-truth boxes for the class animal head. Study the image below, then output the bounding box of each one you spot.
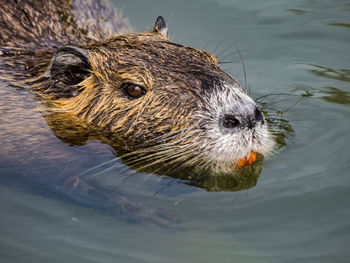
[42,17,275,175]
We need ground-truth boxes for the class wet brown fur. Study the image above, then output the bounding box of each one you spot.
[0,0,131,79]
[52,33,228,148]
[0,0,262,176]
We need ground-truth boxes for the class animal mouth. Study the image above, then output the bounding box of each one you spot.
[235,151,258,169]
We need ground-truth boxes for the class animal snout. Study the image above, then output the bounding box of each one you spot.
[254,107,264,125]
[220,107,265,130]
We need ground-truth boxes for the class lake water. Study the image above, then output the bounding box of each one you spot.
[1,0,350,262]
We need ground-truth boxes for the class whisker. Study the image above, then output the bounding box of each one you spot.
[262,106,286,112]
[128,147,194,171]
[151,155,199,180]
[218,61,235,64]
[247,83,252,97]
[78,157,120,176]
[84,162,123,180]
[283,96,304,113]
[218,49,249,63]
[216,43,236,60]
[254,88,282,101]
[124,142,199,178]
[120,145,183,166]
[152,179,180,198]
[255,92,298,102]
[202,40,210,50]
[233,43,247,89]
[212,41,223,55]
[120,143,184,163]
[119,130,198,163]
[262,96,303,113]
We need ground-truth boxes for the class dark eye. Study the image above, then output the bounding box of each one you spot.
[122,83,146,99]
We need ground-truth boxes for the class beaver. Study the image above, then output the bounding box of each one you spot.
[0,0,275,178]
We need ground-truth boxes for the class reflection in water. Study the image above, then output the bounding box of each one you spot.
[328,22,350,29]
[295,64,350,106]
[321,87,350,105]
[296,85,350,106]
[287,9,310,15]
[307,64,350,82]
[185,155,264,192]
[44,105,292,192]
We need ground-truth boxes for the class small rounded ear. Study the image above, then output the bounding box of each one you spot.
[153,16,168,38]
[47,46,91,98]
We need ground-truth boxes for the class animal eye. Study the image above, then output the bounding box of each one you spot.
[122,83,146,99]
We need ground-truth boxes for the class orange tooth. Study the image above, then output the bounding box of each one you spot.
[235,156,247,169]
[247,151,257,165]
[235,151,258,169]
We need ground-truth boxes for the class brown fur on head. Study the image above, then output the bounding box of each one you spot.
[33,17,275,176]
[0,10,275,176]
[44,30,227,146]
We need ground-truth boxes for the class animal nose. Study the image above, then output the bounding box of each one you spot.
[221,107,264,130]
[254,107,264,124]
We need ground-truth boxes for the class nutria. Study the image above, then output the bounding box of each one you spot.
[0,0,275,177]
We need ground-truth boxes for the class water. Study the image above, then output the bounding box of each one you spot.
[1,0,350,262]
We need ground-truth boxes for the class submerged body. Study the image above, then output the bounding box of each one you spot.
[0,0,275,177]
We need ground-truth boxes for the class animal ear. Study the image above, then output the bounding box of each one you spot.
[153,16,168,38]
[48,46,91,98]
